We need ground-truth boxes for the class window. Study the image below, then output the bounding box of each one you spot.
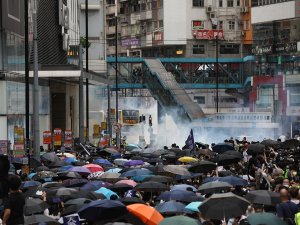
[244,20,249,30]
[192,45,205,54]
[194,96,205,104]
[193,0,204,7]
[228,20,235,30]
[219,0,223,7]
[227,0,234,7]
[237,0,240,6]
[219,20,223,29]
[220,44,240,54]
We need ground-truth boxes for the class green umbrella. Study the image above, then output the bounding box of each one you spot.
[247,212,287,225]
[158,215,200,225]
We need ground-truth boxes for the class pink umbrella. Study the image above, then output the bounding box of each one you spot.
[116,179,137,187]
[83,164,104,173]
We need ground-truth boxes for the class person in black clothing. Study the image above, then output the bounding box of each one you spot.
[0,155,10,200]
[276,188,299,224]
[2,175,25,225]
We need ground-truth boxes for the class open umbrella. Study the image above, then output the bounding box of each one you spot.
[171,184,197,192]
[177,156,198,163]
[163,165,191,176]
[64,198,92,206]
[199,192,250,220]
[93,158,113,166]
[83,163,104,173]
[41,152,60,162]
[95,187,119,199]
[143,175,173,183]
[68,166,91,176]
[100,172,123,182]
[32,171,58,181]
[24,215,59,225]
[247,212,287,225]
[87,171,104,180]
[48,160,69,168]
[197,148,214,157]
[107,183,133,192]
[81,180,110,191]
[212,154,241,166]
[116,179,137,187]
[281,139,300,149]
[127,203,164,225]
[185,202,202,213]
[20,181,41,189]
[247,143,265,155]
[198,181,232,194]
[35,165,50,172]
[245,190,280,205]
[124,160,144,167]
[121,168,152,178]
[78,199,128,222]
[107,167,123,173]
[118,197,146,205]
[223,150,243,158]
[57,171,82,179]
[212,143,234,154]
[62,178,88,187]
[157,190,197,202]
[203,176,247,186]
[158,215,200,225]
[134,181,168,192]
[261,139,280,147]
[24,198,48,215]
[188,160,216,174]
[155,201,186,214]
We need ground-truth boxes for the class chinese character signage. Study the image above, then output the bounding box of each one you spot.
[193,30,224,40]
[53,128,62,146]
[64,130,73,147]
[121,38,141,47]
[192,20,204,30]
[43,131,52,145]
[0,140,8,155]
[296,0,300,17]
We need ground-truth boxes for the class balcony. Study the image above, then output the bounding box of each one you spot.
[106,5,116,15]
[106,26,116,35]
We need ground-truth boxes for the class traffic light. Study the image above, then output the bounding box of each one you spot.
[149,115,152,126]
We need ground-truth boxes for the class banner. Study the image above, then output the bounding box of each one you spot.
[43,131,52,145]
[14,126,25,156]
[64,130,73,147]
[193,29,224,40]
[53,128,62,146]
[0,140,9,155]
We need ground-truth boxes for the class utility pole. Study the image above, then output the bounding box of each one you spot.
[25,0,30,166]
[79,45,84,143]
[215,35,219,113]
[85,0,89,142]
[32,0,40,159]
[115,0,119,147]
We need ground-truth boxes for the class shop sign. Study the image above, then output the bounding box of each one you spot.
[64,130,73,147]
[53,128,62,146]
[121,38,140,46]
[14,126,24,151]
[43,131,52,145]
[275,43,297,53]
[0,140,8,155]
[122,110,139,125]
[192,20,205,30]
[251,45,273,55]
[193,30,224,40]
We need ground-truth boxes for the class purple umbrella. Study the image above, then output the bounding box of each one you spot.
[69,166,91,176]
[124,160,144,167]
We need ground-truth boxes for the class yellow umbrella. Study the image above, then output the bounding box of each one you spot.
[178,156,198,163]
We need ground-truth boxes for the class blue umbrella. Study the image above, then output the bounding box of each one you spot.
[171,184,197,192]
[106,168,122,173]
[78,199,127,222]
[28,172,37,180]
[155,201,187,214]
[59,165,74,171]
[81,181,111,191]
[95,187,119,199]
[158,190,197,202]
[93,158,112,166]
[203,176,247,187]
[64,157,77,164]
[123,160,144,167]
[20,181,41,189]
[131,174,154,182]
[175,173,202,181]
[185,201,202,212]
[120,168,152,178]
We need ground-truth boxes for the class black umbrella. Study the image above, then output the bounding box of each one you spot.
[212,143,234,154]
[261,139,280,147]
[24,215,59,225]
[157,190,197,202]
[62,178,88,188]
[247,143,265,155]
[143,175,173,183]
[198,181,233,194]
[23,186,46,198]
[188,160,216,174]
[223,150,243,159]
[24,198,48,215]
[35,165,50,172]
[32,171,58,181]
[155,201,187,215]
[212,154,241,166]
[197,148,214,157]
[48,160,69,168]
[42,182,63,189]
[61,204,83,217]
[118,197,146,205]
[57,171,82,179]
[41,152,60,163]
[134,181,169,192]
[107,183,133,192]
[64,197,92,206]
[47,187,79,197]
[245,190,280,206]
[78,199,128,222]
[199,192,250,220]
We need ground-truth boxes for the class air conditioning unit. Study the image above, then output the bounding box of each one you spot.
[206,5,213,13]
[241,7,248,13]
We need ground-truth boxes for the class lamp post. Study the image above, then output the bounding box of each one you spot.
[32,0,40,158]
[85,0,89,143]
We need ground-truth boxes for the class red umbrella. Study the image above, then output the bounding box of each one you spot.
[116,179,137,187]
[83,164,104,173]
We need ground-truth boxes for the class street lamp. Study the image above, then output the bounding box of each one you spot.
[115,0,119,147]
